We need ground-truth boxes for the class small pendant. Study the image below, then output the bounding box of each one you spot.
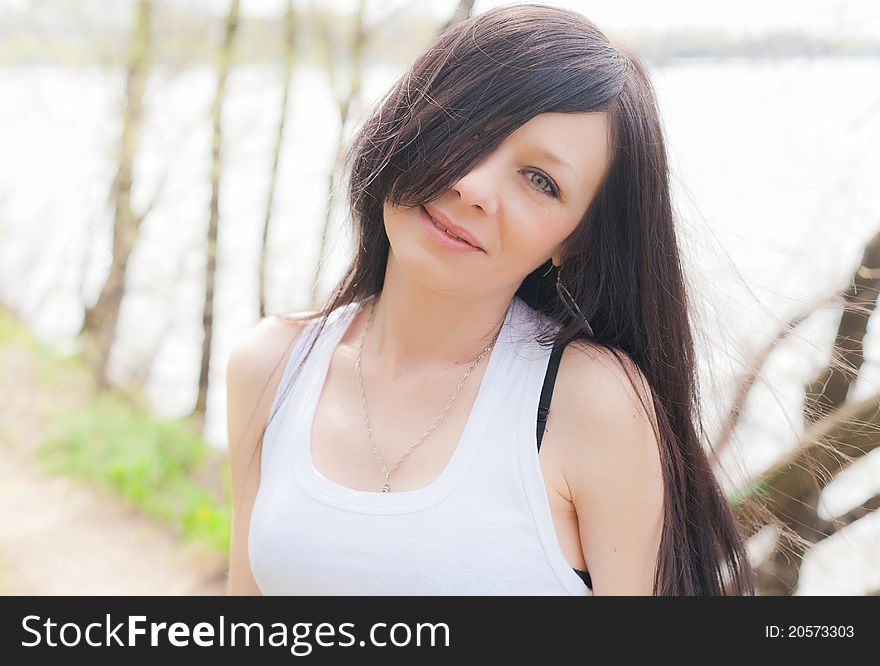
[382,481,390,493]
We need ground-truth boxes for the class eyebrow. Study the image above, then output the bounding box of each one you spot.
[533,148,574,175]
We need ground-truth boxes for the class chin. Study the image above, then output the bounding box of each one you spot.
[386,241,465,294]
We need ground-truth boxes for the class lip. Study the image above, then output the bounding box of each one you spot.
[422,205,485,252]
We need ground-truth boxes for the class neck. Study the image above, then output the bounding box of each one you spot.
[363,253,513,377]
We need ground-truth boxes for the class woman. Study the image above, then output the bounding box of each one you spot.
[226,4,755,595]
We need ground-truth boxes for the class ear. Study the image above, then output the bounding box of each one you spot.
[550,252,562,268]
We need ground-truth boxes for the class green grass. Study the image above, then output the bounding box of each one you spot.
[0,307,88,389]
[1,305,231,555]
[36,392,231,554]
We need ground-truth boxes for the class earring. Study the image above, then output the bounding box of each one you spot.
[554,262,594,337]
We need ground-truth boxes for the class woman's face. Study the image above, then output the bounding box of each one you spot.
[383,111,612,298]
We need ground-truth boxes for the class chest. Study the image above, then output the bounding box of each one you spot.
[310,347,488,493]
[307,347,585,570]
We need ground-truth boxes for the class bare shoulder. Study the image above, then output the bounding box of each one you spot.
[226,312,315,477]
[224,311,315,595]
[555,339,660,441]
[228,312,310,374]
[551,339,665,595]
[227,312,315,385]
[225,312,315,458]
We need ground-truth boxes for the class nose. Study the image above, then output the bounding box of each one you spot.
[450,157,500,217]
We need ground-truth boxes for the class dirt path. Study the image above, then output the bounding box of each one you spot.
[0,338,228,596]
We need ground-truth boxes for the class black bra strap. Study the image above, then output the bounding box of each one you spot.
[536,337,567,452]
[536,338,592,590]
[536,338,592,589]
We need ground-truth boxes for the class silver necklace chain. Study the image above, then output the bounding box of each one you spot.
[355,299,502,493]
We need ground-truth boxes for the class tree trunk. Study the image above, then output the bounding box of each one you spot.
[755,231,880,594]
[309,0,367,308]
[194,0,240,420]
[723,229,880,594]
[259,0,299,319]
[802,230,880,423]
[81,0,153,389]
[736,374,880,594]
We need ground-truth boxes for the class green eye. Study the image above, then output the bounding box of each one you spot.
[526,169,559,199]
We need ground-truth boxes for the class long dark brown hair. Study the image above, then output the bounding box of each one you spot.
[247,3,758,595]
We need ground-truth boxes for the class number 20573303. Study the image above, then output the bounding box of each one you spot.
[764,625,854,639]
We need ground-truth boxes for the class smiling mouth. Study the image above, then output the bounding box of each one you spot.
[422,207,477,247]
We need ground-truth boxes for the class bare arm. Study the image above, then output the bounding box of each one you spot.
[226,316,306,595]
[555,346,665,596]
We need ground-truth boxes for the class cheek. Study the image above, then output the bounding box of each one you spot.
[383,204,416,244]
[503,213,568,262]
[382,202,402,229]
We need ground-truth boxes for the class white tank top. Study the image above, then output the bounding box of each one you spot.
[249,294,592,596]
